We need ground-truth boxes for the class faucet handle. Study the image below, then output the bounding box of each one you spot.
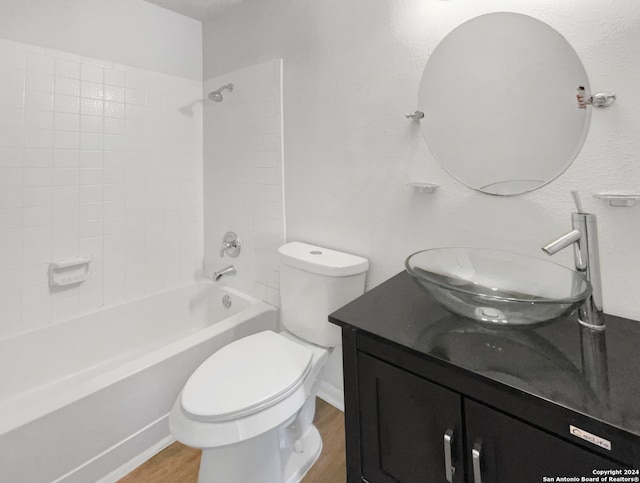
[571,191,584,213]
[220,232,241,258]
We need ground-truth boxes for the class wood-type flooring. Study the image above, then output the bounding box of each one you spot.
[118,398,346,483]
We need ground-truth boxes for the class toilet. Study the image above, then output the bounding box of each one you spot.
[169,241,368,483]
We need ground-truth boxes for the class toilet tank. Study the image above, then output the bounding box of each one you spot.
[278,242,369,347]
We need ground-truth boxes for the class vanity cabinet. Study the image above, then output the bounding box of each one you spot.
[355,347,626,483]
[332,272,640,482]
[358,353,464,483]
[464,399,624,482]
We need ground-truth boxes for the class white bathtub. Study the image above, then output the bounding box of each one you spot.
[0,281,278,483]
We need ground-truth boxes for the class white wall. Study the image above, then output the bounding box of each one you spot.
[0,3,203,339]
[203,60,285,305]
[0,0,202,80]
[204,0,640,322]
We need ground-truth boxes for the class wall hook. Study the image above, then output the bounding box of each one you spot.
[577,86,616,109]
[406,110,425,121]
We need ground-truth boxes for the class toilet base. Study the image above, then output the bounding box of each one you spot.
[198,429,282,483]
[196,424,322,483]
[283,424,322,483]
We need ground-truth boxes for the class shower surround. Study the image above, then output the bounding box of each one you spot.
[0,37,204,339]
[203,59,285,307]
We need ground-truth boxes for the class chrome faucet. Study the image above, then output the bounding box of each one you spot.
[213,265,236,282]
[542,192,604,329]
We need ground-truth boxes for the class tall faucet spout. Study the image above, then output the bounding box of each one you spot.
[542,209,604,329]
[542,229,581,255]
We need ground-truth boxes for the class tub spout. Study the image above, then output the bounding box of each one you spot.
[213,265,236,282]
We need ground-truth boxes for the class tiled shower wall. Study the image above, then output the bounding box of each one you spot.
[0,38,204,339]
[203,60,284,306]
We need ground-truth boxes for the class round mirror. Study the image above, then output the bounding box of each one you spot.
[418,13,591,195]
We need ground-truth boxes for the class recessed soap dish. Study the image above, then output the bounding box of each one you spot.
[48,256,91,287]
[408,182,439,194]
[593,193,640,207]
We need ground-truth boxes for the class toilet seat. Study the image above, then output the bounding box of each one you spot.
[181,331,313,422]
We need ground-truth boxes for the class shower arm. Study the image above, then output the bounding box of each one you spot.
[208,83,234,101]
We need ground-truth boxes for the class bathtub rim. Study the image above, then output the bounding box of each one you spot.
[0,278,261,345]
[0,281,277,436]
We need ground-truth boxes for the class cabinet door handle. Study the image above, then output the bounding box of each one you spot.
[443,429,455,482]
[472,442,483,483]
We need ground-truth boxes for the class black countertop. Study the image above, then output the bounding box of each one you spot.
[330,271,640,442]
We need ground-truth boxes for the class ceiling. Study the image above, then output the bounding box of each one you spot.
[143,0,246,21]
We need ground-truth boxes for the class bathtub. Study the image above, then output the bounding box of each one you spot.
[0,281,278,483]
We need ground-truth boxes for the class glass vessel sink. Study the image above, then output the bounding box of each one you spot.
[405,248,592,326]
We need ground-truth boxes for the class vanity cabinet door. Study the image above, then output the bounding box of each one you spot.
[358,353,465,483]
[464,399,626,482]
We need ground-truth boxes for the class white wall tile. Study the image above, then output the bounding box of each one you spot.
[26,71,54,93]
[53,204,79,224]
[54,131,80,150]
[0,107,24,129]
[203,60,284,304]
[24,148,51,167]
[53,149,79,167]
[26,54,54,74]
[24,187,52,206]
[53,221,79,243]
[23,206,52,226]
[0,148,24,168]
[0,128,25,147]
[80,98,104,116]
[81,64,104,84]
[53,186,79,205]
[80,150,103,168]
[53,167,79,186]
[51,292,79,321]
[22,243,52,266]
[53,239,80,259]
[24,167,52,186]
[55,94,80,114]
[104,69,125,87]
[0,209,23,230]
[55,77,80,97]
[25,129,54,149]
[80,115,103,133]
[0,49,26,71]
[80,202,103,221]
[25,110,54,130]
[0,167,23,187]
[55,59,81,79]
[25,91,54,111]
[22,302,52,331]
[0,188,23,208]
[0,39,203,339]
[80,132,103,150]
[81,80,104,100]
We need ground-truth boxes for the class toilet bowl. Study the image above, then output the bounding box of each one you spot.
[169,242,368,483]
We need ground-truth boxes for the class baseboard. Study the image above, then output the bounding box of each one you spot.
[53,414,174,483]
[97,433,175,483]
[317,381,344,412]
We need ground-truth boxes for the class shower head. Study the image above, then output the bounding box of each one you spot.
[208,83,234,102]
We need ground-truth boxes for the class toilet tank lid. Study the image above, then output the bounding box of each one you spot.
[279,242,369,277]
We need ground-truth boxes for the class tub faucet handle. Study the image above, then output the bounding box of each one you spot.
[220,232,241,258]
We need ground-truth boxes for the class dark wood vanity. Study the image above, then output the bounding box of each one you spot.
[329,272,640,483]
